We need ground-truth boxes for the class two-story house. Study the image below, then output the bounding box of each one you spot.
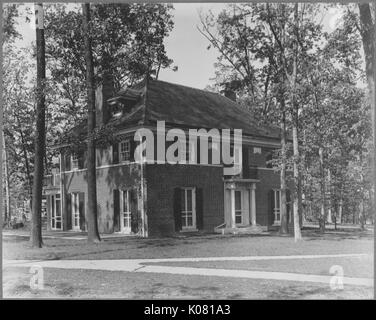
[43,78,290,237]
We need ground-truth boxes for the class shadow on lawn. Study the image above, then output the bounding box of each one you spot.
[301,228,374,241]
[132,282,221,299]
[267,284,333,299]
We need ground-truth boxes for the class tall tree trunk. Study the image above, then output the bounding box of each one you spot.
[2,132,11,226]
[319,147,326,232]
[82,3,101,243]
[327,169,332,224]
[358,3,375,233]
[279,16,288,235]
[280,108,289,234]
[291,3,302,241]
[16,115,33,198]
[30,3,46,248]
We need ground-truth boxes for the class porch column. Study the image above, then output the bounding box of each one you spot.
[230,188,236,228]
[250,185,256,225]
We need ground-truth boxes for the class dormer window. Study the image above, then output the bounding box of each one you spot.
[111,102,124,117]
[71,153,79,170]
[119,139,131,162]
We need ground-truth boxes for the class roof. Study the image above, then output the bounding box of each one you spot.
[57,79,282,145]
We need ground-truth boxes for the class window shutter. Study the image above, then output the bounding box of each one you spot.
[242,146,249,178]
[79,192,86,231]
[196,188,204,230]
[66,193,72,230]
[130,138,137,162]
[112,143,119,164]
[65,153,71,171]
[268,190,274,225]
[173,187,182,232]
[130,188,139,233]
[113,190,120,232]
[46,195,51,229]
[286,189,291,224]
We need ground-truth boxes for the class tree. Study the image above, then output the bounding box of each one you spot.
[198,3,290,234]
[30,3,46,248]
[358,3,375,229]
[82,3,101,243]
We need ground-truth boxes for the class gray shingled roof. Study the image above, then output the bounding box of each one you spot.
[56,79,282,145]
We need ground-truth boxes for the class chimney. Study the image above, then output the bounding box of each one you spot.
[95,73,114,127]
[221,88,236,102]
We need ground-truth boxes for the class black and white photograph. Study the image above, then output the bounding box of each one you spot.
[1,1,375,302]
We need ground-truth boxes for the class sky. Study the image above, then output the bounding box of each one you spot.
[13,3,344,90]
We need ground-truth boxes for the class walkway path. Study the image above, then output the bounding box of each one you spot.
[4,253,373,287]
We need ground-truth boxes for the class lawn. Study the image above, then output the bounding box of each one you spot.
[2,228,374,299]
[3,228,373,261]
[3,266,373,299]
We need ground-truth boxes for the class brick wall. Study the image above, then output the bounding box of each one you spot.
[145,164,224,237]
[254,168,280,226]
[63,163,141,233]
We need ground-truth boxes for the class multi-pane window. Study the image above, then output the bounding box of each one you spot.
[119,140,131,162]
[121,190,131,232]
[180,188,196,229]
[71,192,80,230]
[253,147,262,154]
[273,189,281,223]
[71,153,79,170]
[235,190,242,224]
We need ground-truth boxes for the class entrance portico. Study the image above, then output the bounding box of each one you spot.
[224,178,258,229]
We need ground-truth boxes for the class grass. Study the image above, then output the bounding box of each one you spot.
[3,266,373,299]
[147,255,373,278]
[3,228,373,261]
[3,228,374,299]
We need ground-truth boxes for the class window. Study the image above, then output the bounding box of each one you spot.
[71,153,79,170]
[119,140,131,162]
[120,190,131,233]
[111,102,123,117]
[253,147,262,154]
[71,192,80,230]
[180,188,196,229]
[273,189,281,224]
[235,190,242,224]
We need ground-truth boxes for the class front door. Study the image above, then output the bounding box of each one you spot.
[235,190,243,225]
[51,194,62,230]
[72,192,80,231]
[234,189,250,226]
[120,190,132,233]
[181,187,196,230]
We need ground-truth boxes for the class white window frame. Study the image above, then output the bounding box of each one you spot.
[71,192,80,231]
[234,190,243,225]
[253,147,262,154]
[119,139,131,162]
[273,189,281,224]
[50,194,62,230]
[120,189,132,233]
[71,153,79,170]
[181,187,196,231]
